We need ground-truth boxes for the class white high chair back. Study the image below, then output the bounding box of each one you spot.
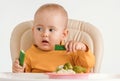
[10,19,103,73]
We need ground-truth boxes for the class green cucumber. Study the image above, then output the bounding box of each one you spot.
[19,50,25,66]
[55,45,66,50]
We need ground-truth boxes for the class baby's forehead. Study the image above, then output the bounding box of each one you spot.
[38,9,62,15]
[34,4,68,28]
[37,8,66,17]
[35,4,68,17]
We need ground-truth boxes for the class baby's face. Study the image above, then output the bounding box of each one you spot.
[33,10,68,51]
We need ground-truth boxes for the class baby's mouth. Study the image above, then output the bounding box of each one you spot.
[42,40,49,44]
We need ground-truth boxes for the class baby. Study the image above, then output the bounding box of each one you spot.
[12,3,95,73]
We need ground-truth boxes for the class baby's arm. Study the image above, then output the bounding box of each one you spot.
[12,59,25,73]
[65,40,87,53]
[65,40,95,72]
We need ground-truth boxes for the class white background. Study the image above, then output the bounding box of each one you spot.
[0,0,120,73]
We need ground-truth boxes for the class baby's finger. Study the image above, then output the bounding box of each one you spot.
[12,66,19,73]
[17,68,24,73]
[14,59,19,64]
[12,69,17,73]
[14,63,23,69]
[73,42,77,52]
[68,41,74,52]
[13,68,24,73]
[65,41,69,51]
[12,65,24,73]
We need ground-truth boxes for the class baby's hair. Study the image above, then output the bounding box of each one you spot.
[34,3,68,28]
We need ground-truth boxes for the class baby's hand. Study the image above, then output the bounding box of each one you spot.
[12,59,25,73]
[65,40,87,53]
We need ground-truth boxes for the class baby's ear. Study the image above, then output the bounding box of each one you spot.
[63,29,68,38]
[32,27,34,32]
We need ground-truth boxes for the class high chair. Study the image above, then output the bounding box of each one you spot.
[10,19,103,73]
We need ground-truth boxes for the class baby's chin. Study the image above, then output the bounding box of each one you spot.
[39,46,54,51]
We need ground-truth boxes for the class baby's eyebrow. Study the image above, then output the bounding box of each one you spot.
[34,24,43,27]
[39,25,43,27]
[48,25,56,29]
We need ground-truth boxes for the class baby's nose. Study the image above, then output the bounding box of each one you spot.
[42,31,49,37]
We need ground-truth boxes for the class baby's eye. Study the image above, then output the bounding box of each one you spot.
[49,29,55,32]
[37,27,42,31]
